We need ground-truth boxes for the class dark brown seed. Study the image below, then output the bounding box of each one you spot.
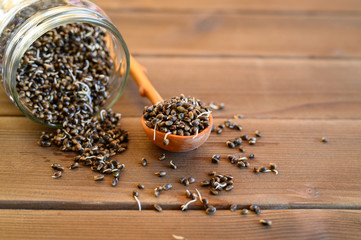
[233,137,242,146]
[321,137,328,143]
[249,154,255,159]
[269,163,277,170]
[226,141,235,148]
[241,135,249,141]
[255,208,261,215]
[141,158,147,167]
[133,190,139,197]
[260,219,272,226]
[225,185,233,191]
[70,162,79,169]
[212,154,220,159]
[212,158,219,164]
[255,130,262,137]
[259,167,268,172]
[188,177,195,184]
[94,175,104,181]
[250,204,259,211]
[163,183,173,191]
[137,184,145,189]
[253,167,259,173]
[154,204,163,212]
[202,198,209,205]
[249,139,256,145]
[230,204,237,212]
[218,124,225,129]
[236,125,243,131]
[241,209,249,215]
[200,180,210,187]
[186,190,192,198]
[111,179,118,187]
[208,171,217,176]
[51,163,60,170]
[216,128,222,134]
[154,189,160,197]
[205,206,216,215]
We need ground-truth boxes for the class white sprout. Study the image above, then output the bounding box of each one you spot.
[84,156,96,160]
[181,195,198,211]
[100,109,106,121]
[36,49,40,59]
[164,131,171,142]
[133,195,141,211]
[62,129,72,139]
[172,234,187,240]
[192,97,195,105]
[272,170,279,175]
[84,59,89,70]
[195,188,203,203]
[82,103,94,113]
[197,110,212,119]
[153,123,158,141]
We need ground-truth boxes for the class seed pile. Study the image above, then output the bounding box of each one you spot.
[17,23,113,125]
[143,95,212,140]
[41,109,128,185]
[201,172,233,195]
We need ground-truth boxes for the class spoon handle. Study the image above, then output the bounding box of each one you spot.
[130,55,164,105]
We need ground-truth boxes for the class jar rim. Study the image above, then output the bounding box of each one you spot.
[3,5,130,127]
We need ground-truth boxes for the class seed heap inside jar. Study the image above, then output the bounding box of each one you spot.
[16,23,128,185]
[143,95,211,141]
[16,23,112,125]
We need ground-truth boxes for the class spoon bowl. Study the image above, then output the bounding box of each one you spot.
[131,55,213,152]
[141,114,213,152]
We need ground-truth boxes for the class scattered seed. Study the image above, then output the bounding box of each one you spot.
[155,171,166,177]
[188,177,195,184]
[269,163,277,170]
[249,154,255,159]
[52,171,62,179]
[94,175,104,181]
[321,137,328,143]
[163,183,173,191]
[205,206,216,215]
[216,128,223,134]
[260,219,272,226]
[255,130,262,137]
[230,204,237,212]
[159,153,166,161]
[255,208,261,215]
[141,158,147,167]
[154,204,163,212]
[170,160,177,169]
[226,141,235,148]
[137,184,145,189]
[186,190,192,198]
[69,162,79,169]
[234,114,244,119]
[133,190,141,211]
[111,179,118,187]
[250,204,259,211]
[239,146,245,152]
[241,135,249,141]
[211,158,219,164]
[241,209,249,215]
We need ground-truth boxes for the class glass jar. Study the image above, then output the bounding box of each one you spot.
[0,0,129,127]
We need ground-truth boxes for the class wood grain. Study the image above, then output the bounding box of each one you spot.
[94,0,361,14]
[0,209,360,240]
[105,13,361,58]
[1,58,361,118]
[0,117,360,209]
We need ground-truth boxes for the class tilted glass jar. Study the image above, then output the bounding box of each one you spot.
[0,0,129,126]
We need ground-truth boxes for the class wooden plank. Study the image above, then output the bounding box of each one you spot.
[0,209,360,240]
[0,117,360,209]
[106,13,361,58]
[1,58,361,119]
[94,0,361,14]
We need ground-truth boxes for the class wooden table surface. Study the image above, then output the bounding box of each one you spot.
[1,1,361,239]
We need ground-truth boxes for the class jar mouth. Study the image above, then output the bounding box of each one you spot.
[3,6,130,127]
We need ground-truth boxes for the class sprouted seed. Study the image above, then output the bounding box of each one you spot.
[260,219,272,226]
[133,190,141,211]
[52,171,62,179]
[170,160,177,169]
[172,234,187,240]
[181,194,198,211]
[159,153,166,161]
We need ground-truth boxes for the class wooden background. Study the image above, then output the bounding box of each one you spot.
[1,0,361,239]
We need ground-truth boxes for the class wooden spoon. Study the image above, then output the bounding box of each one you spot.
[130,55,213,152]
